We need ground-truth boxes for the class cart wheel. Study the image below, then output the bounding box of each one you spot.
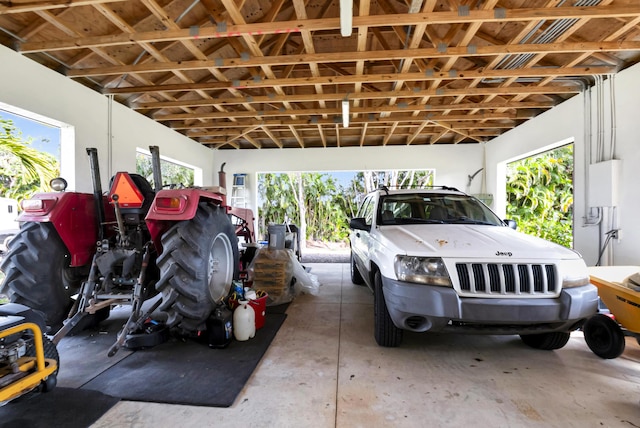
[583,314,625,359]
[42,373,57,393]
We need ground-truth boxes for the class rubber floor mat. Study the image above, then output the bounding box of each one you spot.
[0,387,120,428]
[80,311,287,407]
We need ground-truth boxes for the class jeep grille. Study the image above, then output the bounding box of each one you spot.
[455,263,557,295]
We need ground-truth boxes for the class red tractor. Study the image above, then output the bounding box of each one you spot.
[0,146,254,356]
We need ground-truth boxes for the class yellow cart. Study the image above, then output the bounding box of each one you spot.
[584,266,640,359]
[0,304,59,404]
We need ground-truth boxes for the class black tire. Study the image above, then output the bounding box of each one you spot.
[583,314,626,359]
[350,252,365,285]
[0,222,83,328]
[520,331,571,350]
[156,203,239,333]
[374,271,402,347]
[26,334,60,392]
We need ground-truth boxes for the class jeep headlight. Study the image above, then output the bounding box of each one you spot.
[394,256,452,286]
[561,259,590,288]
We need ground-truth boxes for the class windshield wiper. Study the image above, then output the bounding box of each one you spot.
[393,218,445,224]
[446,217,495,225]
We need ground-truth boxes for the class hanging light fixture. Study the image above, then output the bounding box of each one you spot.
[342,99,350,128]
[340,0,353,37]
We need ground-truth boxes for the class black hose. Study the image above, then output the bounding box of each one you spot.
[595,229,618,266]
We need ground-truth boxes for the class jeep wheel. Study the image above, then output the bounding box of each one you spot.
[350,251,364,285]
[520,331,570,350]
[0,222,83,328]
[583,314,625,359]
[374,271,402,347]
[156,203,239,333]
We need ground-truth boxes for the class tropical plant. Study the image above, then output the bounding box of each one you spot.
[258,169,436,245]
[351,170,435,195]
[506,145,574,248]
[0,117,59,201]
[136,153,194,188]
[258,172,351,246]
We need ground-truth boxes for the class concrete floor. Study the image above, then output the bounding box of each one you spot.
[93,263,640,428]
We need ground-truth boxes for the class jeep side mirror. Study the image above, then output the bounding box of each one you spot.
[504,219,517,230]
[349,217,371,232]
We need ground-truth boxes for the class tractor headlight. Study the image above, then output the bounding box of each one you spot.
[561,259,590,288]
[50,177,68,192]
[394,256,452,287]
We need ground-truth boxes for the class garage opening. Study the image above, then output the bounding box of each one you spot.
[135,149,196,188]
[257,169,435,249]
[506,143,574,248]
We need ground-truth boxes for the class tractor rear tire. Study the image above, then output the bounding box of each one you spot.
[0,223,82,329]
[156,203,239,333]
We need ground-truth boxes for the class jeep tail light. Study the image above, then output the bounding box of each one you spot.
[110,172,144,208]
[155,196,186,212]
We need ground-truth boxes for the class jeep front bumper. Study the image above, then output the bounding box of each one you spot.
[381,275,599,334]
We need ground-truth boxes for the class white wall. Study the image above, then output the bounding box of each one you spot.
[486,63,640,267]
[215,143,485,211]
[0,44,216,192]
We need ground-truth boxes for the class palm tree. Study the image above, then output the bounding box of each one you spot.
[0,117,58,198]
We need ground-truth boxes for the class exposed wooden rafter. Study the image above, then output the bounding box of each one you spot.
[0,0,638,149]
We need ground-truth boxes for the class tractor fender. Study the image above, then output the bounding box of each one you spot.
[17,192,111,267]
[145,188,225,249]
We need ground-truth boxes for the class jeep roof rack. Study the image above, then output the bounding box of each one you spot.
[376,185,460,192]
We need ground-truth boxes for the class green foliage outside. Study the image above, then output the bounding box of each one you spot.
[0,117,59,201]
[259,173,351,243]
[136,152,194,188]
[506,145,574,248]
[258,170,435,244]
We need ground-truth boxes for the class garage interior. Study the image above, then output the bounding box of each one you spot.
[0,0,639,426]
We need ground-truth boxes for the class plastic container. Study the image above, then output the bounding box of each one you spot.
[268,224,286,250]
[206,305,233,348]
[233,300,256,341]
[249,294,268,330]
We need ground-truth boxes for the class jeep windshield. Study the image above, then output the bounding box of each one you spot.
[377,193,503,226]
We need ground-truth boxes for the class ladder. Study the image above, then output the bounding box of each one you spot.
[230,174,247,208]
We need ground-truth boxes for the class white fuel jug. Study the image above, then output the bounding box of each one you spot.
[233,300,256,341]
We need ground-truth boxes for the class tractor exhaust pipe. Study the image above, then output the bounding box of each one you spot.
[149,145,163,192]
[218,162,227,206]
[86,148,106,241]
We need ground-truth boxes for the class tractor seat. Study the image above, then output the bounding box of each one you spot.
[109,173,156,218]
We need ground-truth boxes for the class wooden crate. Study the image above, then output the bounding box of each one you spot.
[251,250,292,297]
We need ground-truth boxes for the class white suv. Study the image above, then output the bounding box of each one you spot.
[349,187,598,348]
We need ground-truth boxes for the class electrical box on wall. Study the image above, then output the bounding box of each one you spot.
[588,159,621,207]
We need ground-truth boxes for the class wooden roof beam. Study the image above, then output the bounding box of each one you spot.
[0,0,121,14]
[18,4,640,52]
[66,41,636,77]
[145,85,578,114]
